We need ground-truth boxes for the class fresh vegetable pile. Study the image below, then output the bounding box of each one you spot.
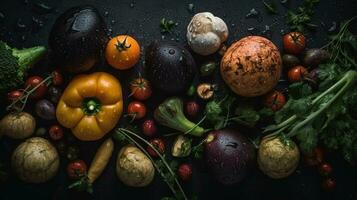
[0,2,356,200]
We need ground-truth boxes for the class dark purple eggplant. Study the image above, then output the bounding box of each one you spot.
[145,41,196,94]
[302,48,330,68]
[282,54,300,68]
[205,129,255,185]
[35,99,55,120]
[49,5,108,73]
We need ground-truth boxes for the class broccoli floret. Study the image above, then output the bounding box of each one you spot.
[0,41,46,93]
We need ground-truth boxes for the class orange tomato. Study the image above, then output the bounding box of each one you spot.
[105,35,140,70]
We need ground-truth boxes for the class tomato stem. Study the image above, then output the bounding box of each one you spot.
[115,36,131,51]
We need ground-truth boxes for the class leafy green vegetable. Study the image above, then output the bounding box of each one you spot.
[0,41,46,93]
[160,18,176,33]
[286,0,319,32]
[154,97,206,136]
[264,18,357,163]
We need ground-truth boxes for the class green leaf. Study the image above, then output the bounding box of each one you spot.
[289,82,313,99]
[262,0,278,14]
[296,125,318,153]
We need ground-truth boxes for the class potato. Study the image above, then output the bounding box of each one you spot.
[0,112,36,139]
[116,145,155,187]
[220,36,282,97]
[258,137,300,179]
[11,137,59,183]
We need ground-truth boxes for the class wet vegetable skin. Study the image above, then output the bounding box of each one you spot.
[56,72,123,141]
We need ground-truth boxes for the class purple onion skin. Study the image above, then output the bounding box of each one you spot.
[205,129,256,185]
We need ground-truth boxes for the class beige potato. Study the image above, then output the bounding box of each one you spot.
[258,137,300,179]
[221,36,282,97]
[116,145,155,187]
[11,137,59,183]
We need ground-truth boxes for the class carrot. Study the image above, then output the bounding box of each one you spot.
[87,138,114,183]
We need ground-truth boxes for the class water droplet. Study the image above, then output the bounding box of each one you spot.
[130,1,135,8]
[21,35,27,41]
[0,12,4,21]
[104,11,109,17]
[111,19,116,25]
[328,21,337,32]
[169,49,175,54]
[187,3,194,13]
[245,8,259,18]
[16,19,27,31]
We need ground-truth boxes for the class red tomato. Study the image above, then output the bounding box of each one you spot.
[283,32,306,55]
[177,163,192,181]
[263,90,286,111]
[185,101,200,118]
[130,78,152,100]
[127,101,146,120]
[288,66,308,83]
[318,163,333,176]
[7,90,23,102]
[147,138,165,157]
[25,76,48,99]
[303,146,324,167]
[52,70,63,86]
[49,125,64,141]
[142,119,157,137]
[67,160,87,179]
[322,178,336,192]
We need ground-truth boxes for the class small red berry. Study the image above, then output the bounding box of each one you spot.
[178,163,192,181]
[147,138,165,157]
[185,101,200,118]
[322,178,336,191]
[49,124,64,141]
[318,163,333,176]
[142,119,157,137]
[7,90,23,102]
[52,70,64,86]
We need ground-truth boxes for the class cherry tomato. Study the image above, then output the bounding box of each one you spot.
[288,66,308,83]
[283,32,306,55]
[318,163,333,176]
[130,78,152,100]
[67,160,87,179]
[263,90,286,111]
[25,76,47,99]
[52,70,63,86]
[303,146,324,167]
[322,178,336,192]
[49,124,64,141]
[185,101,200,118]
[127,101,146,120]
[7,90,23,102]
[177,163,192,181]
[105,35,141,70]
[142,119,157,137]
[147,138,165,157]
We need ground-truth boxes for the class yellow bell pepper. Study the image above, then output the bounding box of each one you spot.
[56,72,123,141]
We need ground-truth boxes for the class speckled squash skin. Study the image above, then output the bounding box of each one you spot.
[11,137,59,183]
[258,137,300,179]
[220,36,282,97]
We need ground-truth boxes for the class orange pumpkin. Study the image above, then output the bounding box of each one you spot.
[220,36,282,97]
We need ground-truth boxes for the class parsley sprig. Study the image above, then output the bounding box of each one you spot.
[286,0,319,32]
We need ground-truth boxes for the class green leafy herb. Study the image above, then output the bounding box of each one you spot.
[160,18,176,33]
[262,0,278,14]
[286,0,319,32]
[264,18,357,163]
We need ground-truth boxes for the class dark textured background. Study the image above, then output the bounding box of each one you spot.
[0,0,356,200]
